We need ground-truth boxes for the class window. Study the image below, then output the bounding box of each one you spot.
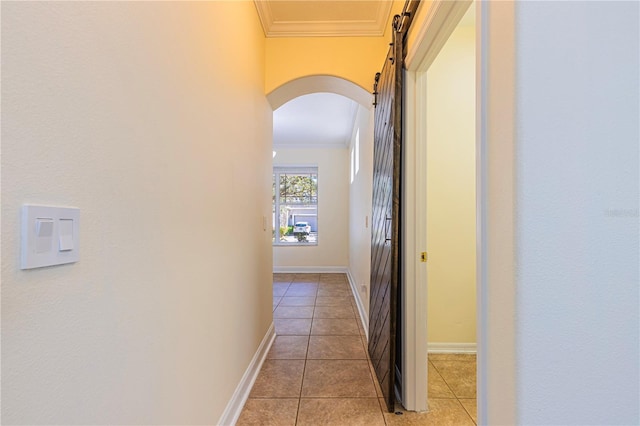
[350,129,360,184]
[350,148,355,183]
[273,166,318,245]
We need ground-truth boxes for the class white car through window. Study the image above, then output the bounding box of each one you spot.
[293,222,311,235]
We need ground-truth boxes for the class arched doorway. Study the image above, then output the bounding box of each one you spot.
[268,74,376,340]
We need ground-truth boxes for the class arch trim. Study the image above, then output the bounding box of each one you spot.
[267,75,373,110]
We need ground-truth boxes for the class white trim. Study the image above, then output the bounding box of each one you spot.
[401,68,428,412]
[428,343,477,354]
[253,0,274,37]
[272,166,319,247]
[273,165,318,173]
[402,0,474,413]
[347,269,369,340]
[254,1,392,38]
[406,0,473,71]
[272,242,319,247]
[263,20,386,38]
[217,323,276,426]
[414,65,429,409]
[272,163,319,170]
[273,266,348,273]
[267,75,373,110]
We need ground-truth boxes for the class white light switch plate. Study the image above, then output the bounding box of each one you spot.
[21,205,80,269]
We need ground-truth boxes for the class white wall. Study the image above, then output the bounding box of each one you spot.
[425,21,476,345]
[272,148,349,270]
[1,2,273,424]
[514,2,639,424]
[348,106,375,313]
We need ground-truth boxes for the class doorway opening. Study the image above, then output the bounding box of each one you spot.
[267,76,375,306]
[401,0,477,415]
[423,2,477,418]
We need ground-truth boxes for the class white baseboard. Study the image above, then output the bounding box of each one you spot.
[346,270,369,340]
[273,266,348,273]
[428,342,477,354]
[217,323,276,426]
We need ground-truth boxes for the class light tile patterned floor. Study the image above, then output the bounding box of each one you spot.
[237,273,477,425]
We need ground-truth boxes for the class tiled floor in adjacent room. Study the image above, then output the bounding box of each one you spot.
[237,273,477,425]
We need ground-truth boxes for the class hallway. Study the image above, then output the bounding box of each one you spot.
[237,273,477,425]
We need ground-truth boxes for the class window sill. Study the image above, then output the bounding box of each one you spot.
[273,242,318,247]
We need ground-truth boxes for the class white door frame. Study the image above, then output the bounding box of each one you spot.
[401,58,429,413]
[402,0,472,412]
[402,1,517,423]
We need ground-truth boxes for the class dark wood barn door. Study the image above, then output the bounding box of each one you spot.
[368,19,404,413]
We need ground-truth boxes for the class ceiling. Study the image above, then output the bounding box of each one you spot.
[273,93,359,149]
[262,1,389,150]
[254,0,393,37]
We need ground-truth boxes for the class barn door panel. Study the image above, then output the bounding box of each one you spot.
[368,21,403,413]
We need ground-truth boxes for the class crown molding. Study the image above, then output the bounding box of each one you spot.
[254,0,275,36]
[254,1,393,37]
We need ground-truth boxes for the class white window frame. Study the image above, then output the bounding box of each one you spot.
[273,166,319,246]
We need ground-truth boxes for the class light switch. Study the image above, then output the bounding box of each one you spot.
[59,219,74,251]
[22,205,80,269]
[35,218,54,253]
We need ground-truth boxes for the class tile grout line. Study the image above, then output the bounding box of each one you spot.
[430,359,477,425]
[270,274,478,425]
[296,282,305,426]
[457,397,477,426]
[430,360,460,400]
[294,279,318,425]
[267,274,387,425]
[359,323,387,425]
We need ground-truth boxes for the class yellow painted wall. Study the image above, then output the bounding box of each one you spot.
[265,1,404,94]
[426,23,476,344]
[2,2,272,423]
